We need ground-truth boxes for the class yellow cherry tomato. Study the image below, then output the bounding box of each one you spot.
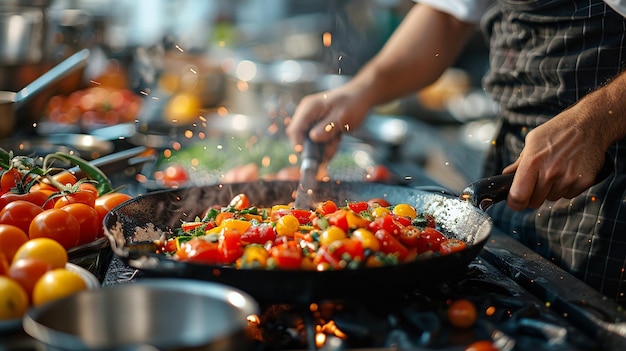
[393,203,417,220]
[351,228,380,251]
[319,225,347,247]
[372,206,391,218]
[32,268,88,307]
[276,214,300,237]
[0,276,28,320]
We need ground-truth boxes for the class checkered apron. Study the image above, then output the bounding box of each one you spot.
[480,0,626,304]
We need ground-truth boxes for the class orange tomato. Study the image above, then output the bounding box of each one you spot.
[0,276,29,319]
[61,203,101,245]
[0,224,29,262]
[32,268,87,307]
[12,237,68,269]
[8,258,53,302]
[29,209,81,249]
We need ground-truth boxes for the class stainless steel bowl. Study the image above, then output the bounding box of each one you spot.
[23,279,259,351]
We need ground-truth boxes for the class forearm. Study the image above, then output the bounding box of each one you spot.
[347,4,476,107]
[572,70,626,149]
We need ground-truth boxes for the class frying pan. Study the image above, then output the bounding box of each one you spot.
[104,176,512,304]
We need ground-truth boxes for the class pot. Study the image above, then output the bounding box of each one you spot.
[23,279,259,351]
[104,175,513,304]
[0,48,89,138]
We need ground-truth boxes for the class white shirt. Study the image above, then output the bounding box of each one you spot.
[416,0,626,23]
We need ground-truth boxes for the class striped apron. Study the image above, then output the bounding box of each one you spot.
[480,0,626,304]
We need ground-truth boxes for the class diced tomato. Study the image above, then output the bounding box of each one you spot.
[417,227,447,253]
[374,229,409,261]
[314,238,364,270]
[218,230,244,263]
[347,201,368,213]
[289,209,314,225]
[180,221,206,233]
[163,238,178,253]
[215,212,235,226]
[367,198,391,208]
[440,238,467,255]
[325,209,349,233]
[369,214,401,236]
[269,241,302,269]
[392,214,412,227]
[175,237,220,263]
[240,223,276,245]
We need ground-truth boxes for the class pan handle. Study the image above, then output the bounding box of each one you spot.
[460,173,514,211]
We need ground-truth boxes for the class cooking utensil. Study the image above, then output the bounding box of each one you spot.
[294,137,324,209]
[104,175,513,304]
[0,48,90,138]
[22,279,259,351]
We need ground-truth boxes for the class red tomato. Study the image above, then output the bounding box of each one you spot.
[38,172,78,192]
[8,258,53,301]
[29,209,81,249]
[269,241,302,269]
[374,229,409,261]
[228,193,250,210]
[316,200,338,215]
[325,209,349,233]
[367,198,391,208]
[447,299,478,329]
[465,340,499,351]
[399,225,422,248]
[0,200,44,234]
[0,169,21,195]
[417,227,446,253]
[240,223,276,245]
[369,214,402,236]
[53,190,97,209]
[0,191,53,211]
[347,201,369,213]
[78,182,99,197]
[440,238,468,255]
[61,203,101,245]
[392,213,412,227]
[175,237,220,263]
[94,192,132,228]
[0,224,29,263]
[218,230,244,263]
[364,164,392,183]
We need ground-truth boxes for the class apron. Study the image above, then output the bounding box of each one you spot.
[480,0,626,304]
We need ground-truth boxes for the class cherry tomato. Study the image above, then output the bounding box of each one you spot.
[465,340,499,351]
[417,227,447,253]
[240,223,276,245]
[347,201,369,213]
[275,214,300,237]
[0,169,21,195]
[0,276,29,319]
[61,203,101,245]
[374,229,409,261]
[53,190,97,209]
[269,241,302,269]
[367,198,391,208]
[228,193,250,211]
[94,192,132,226]
[369,214,401,236]
[175,237,220,263]
[29,209,81,249]
[32,268,87,307]
[0,200,44,235]
[0,224,29,263]
[38,172,78,192]
[447,298,478,329]
[399,225,422,248]
[12,237,68,269]
[440,238,468,255]
[218,230,243,264]
[0,252,8,276]
[393,203,417,220]
[364,164,392,183]
[214,212,235,227]
[8,258,53,302]
[351,228,380,251]
[316,200,338,215]
[0,191,53,211]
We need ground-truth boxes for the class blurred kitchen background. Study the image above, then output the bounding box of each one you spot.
[0,0,498,194]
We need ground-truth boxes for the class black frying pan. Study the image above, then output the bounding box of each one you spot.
[104,176,512,304]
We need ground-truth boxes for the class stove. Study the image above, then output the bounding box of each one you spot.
[96,229,626,351]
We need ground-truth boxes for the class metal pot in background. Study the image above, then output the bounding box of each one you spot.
[0,49,89,139]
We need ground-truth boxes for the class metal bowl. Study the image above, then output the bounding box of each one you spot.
[23,279,259,351]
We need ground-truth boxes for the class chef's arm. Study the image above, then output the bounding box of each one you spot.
[348,3,477,106]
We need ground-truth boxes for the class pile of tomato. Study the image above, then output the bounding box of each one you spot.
[156,193,468,270]
[0,149,132,320]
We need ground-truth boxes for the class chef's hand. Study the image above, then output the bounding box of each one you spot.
[502,108,610,211]
[286,84,372,161]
